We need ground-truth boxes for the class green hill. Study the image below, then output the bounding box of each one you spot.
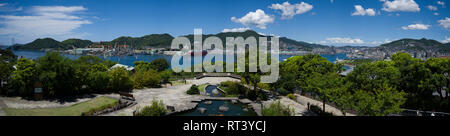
[8,38,68,50]
[380,38,450,52]
[110,34,174,48]
[61,39,93,48]
[7,30,324,50]
[182,30,322,50]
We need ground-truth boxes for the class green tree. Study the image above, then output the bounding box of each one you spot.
[304,73,343,113]
[11,58,37,97]
[108,67,134,92]
[133,69,161,89]
[351,83,406,116]
[149,58,169,72]
[159,69,173,84]
[36,52,77,97]
[186,84,200,95]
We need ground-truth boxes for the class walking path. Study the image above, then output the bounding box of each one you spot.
[104,77,240,116]
[294,94,355,116]
[0,99,7,116]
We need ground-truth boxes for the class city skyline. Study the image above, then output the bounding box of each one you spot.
[0,0,449,46]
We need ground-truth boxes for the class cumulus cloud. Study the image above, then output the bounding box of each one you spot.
[0,6,92,43]
[437,1,445,7]
[231,9,274,29]
[269,2,313,19]
[381,0,420,12]
[324,37,364,44]
[351,5,376,16]
[427,5,438,11]
[442,36,450,43]
[438,17,450,29]
[401,24,430,30]
[222,27,251,33]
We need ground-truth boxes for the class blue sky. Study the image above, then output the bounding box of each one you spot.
[0,0,449,46]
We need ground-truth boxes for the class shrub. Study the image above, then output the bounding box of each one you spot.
[108,67,134,92]
[262,100,294,116]
[133,69,161,89]
[186,84,200,95]
[134,100,168,116]
[219,81,241,95]
[287,93,296,100]
[87,71,110,93]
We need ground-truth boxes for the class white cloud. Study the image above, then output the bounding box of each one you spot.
[0,6,92,43]
[351,5,376,16]
[438,17,450,29]
[442,36,450,43]
[222,27,251,33]
[434,12,440,16]
[437,1,445,7]
[231,9,274,29]
[427,5,438,11]
[331,0,334,3]
[381,0,420,12]
[0,3,7,7]
[401,24,430,30]
[324,37,365,44]
[269,2,313,19]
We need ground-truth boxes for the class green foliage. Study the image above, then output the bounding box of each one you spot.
[186,84,200,95]
[11,58,37,97]
[111,34,174,49]
[262,101,294,116]
[8,38,68,50]
[351,84,406,116]
[159,70,173,84]
[149,58,169,72]
[61,38,93,48]
[108,67,134,92]
[133,69,161,89]
[135,100,169,116]
[36,52,77,97]
[287,93,296,100]
[134,59,169,72]
[346,61,401,91]
[219,81,242,95]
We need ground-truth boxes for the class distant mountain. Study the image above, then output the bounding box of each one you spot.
[182,30,323,51]
[380,38,450,52]
[110,34,174,48]
[7,30,324,51]
[61,38,93,48]
[8,38,68,50]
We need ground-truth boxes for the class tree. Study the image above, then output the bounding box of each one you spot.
[281,54,342,94]
[346,61,401,91]
[149,58,169,72]
[133,69,161,89]
[11,58,37,97]
[108,67,134,92]
[304,73,343,113]
[159,70,173,84]
[351,83,406,116]
[346,60,406,115]
[186,84,200,95]
[36,52,77,97]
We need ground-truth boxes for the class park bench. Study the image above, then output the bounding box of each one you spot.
[118,91,135,101]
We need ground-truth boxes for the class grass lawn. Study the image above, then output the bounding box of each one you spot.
[4,96,118,116]
[197,84,207,93]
